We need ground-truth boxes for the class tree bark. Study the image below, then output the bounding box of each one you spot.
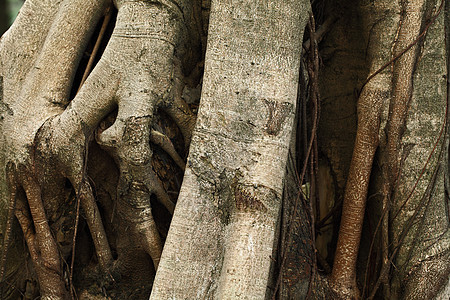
[151,0,310,298]
[330,1,400,297]
[388,1,450,298]
[0,0,449,299]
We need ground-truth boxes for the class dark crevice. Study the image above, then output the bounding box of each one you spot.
[69,7,117,101]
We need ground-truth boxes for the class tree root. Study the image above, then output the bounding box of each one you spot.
[1,0,198,297]
[12,166,68,299]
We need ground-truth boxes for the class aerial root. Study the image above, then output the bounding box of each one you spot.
[135,212,162,270]
[145,169,175,214]
[7,170,68,299]
[117,175,163,269]
[14,198,38,261]
[163,95,196,148]
[43,118,114,272]
[150,130,186,171]
[21,175,60,272]
[0,165,18,283]
[72,178,113,269]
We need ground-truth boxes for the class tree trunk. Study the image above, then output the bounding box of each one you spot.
[0,0,199,298]
[0,0,449,299]
[387,0,450,298]
[151,0,310,298]
[329,0,450,298]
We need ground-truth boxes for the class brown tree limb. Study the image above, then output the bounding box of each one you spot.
[21,173,67,299]
[150,130,186,171]
[331,1,441,298]
[77,6,113,93]
[358,0,444,97]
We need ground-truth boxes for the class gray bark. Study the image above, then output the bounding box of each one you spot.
[151,0,310,298]
[0,0,449,299]
[0,0,198,298]
[385,1,449,298]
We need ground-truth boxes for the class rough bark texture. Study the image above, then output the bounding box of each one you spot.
[151,0,309,298]
[388,0,450,298]
[0,0,449,299]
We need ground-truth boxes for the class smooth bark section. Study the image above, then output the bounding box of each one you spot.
[151,0,309,298]
[2,0,109,165]
[0,0,63,96]
[0,0,110,297]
